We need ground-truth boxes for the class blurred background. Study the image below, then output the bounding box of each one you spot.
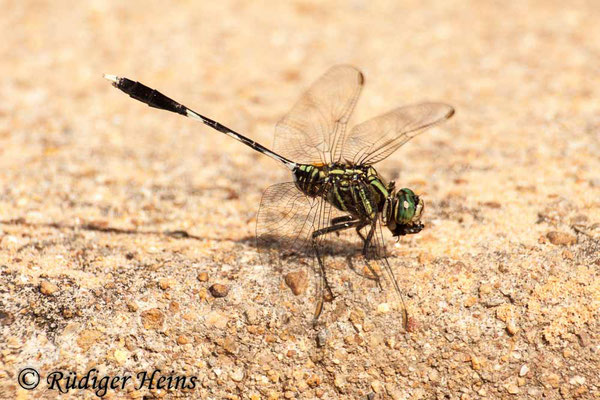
[1,1,599,399]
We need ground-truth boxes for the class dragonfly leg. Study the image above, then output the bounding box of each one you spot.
[354,220,378,258]
[380,255,409,331]
[313,220,362,237]
[330,215,355,225]
[357,221,384,290]
[355,224,368,242]
[311,219,362,322]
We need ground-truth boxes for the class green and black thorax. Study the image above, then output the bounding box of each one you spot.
[294,163,424,236]
[294,163,388,211]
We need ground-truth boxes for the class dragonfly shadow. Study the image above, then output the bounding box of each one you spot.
[0,218,225,242]
[254,234,367,258]
[252,234,385,287]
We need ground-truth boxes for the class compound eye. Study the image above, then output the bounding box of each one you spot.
[395,188,418,224]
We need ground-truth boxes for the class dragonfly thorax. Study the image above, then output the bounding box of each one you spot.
[292,163,383,218]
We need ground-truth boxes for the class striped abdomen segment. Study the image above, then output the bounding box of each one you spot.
[293,164,326,197]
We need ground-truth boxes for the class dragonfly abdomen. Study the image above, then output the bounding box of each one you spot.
[293,164,326,197]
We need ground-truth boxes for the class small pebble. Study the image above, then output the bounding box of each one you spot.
[316,329,328,347]
[562,249,574,260]
[114,349,129,364]
[546,231,576,245]
[0,310,15,326]
[519,365,529,377]
[484,201,502,208]
[244,307,259,325]
[141,308,165,330]
[77,329,102,351]
[479,284,492,295]
[464,296,477,307]
[40,280,59,296]
[545,373,560,388]
[471,355,483,370]
[569,375,585,385]
[306,374,321,387]
[169,301,180,313]
[230,368,244,382]
[222,336,238,354]
[209,284,230,298]
[371,380,383,393]
[577,332,590,347]
[377,303,391,314]
[428,369,440,383]
[385,337,396,349]
[506,320,519,335]
[284,270,308,295]
[159,279,172,290]
[176,335,190,345]
[334,374,345,390]
[506,384,520,394]
[197,272,209,282]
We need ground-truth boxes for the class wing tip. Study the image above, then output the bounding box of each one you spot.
[357,70,365,85]
[424,102,455,120]
[328,64,365,85]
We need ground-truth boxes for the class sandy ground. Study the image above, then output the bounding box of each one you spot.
[1,0,600,399]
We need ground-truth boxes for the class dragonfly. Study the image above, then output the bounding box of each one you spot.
[104,65,454,327]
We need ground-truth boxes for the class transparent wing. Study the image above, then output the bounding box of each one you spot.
[273,65,364,165]
[256,182,321,262]
[342,102,454,165]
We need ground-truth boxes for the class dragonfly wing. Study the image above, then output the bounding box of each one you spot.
[273,65,364,165]
[342,102,454,165]
[256,182,321,263]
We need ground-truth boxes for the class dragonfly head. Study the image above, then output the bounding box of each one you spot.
[384,188,424,236]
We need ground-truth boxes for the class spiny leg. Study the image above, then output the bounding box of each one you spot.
[355,223,368,242]
[358,220,384,290]
[311,219,362,322]
[354,220,378,255]
[361,220,377,257]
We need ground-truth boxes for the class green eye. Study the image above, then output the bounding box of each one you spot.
[395,188,418,223]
